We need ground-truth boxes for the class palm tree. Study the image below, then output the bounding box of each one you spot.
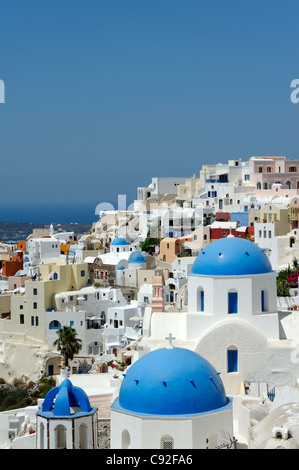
[53,326,82,369]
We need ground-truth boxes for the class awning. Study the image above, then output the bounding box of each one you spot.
[123,350,136,357]
[129,316,143,322]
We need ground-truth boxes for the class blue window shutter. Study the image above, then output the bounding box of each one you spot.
[228,292,238,313]
[228,350,238,372]
[200,290,204,312]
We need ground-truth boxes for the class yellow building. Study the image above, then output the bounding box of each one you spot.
[1,261,89,345]
[249,202,289,236]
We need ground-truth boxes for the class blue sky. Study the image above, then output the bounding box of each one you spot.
[1,0,299,222]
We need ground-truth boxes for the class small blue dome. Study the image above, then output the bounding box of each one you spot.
[129,252,147,264]
[113,348,229,416]
[37,379,95,418]
[111,238,128,246]
[117,265,125,270]
[191,237,273,276]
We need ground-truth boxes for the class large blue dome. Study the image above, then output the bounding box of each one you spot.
[111,237,128,246]
[37,379,96,418]
[113,347,230,416]
[191,237,273,276]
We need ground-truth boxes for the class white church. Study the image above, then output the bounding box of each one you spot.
[140,235,299,396]
[110,341,234,449]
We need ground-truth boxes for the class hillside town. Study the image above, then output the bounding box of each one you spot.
[1,155,299,449]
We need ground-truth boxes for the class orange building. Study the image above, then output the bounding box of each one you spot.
[2,259,23,277]
[158,235,192,264]
[2,240,25,277]
[60,240,78,255]
[16,240,27,252]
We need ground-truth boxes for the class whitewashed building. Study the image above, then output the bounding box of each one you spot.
[140,236,299,396]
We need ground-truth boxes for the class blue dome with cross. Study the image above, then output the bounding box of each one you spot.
[112,345,230,416]
[111,237,128,246]
[37,379,97,418]
[191,236,273,276]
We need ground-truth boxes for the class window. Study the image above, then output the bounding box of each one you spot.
[261,290,265,312]
[20,305,23,310]
[79,423,88,449]
[197,287,204,312]
[35,316,39,326]
[31,316,34,326]
[290,166,297,172]
[161,436,174,449]
[122,430,130,449]
[49,320,61,329]
[55,425,67,449]
[259,167,263,173]
[261,289,268,312]
[39,423,45,449]
[20,314,24,324]
[33,288,37,295]
[81,270,85,277]
[267,167,272,173]
[33,302,37,309]
[228,291,238,314]
[70,321,74,327]
[227,348,238,373]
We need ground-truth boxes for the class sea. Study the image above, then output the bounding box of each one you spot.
[0,201,107,225]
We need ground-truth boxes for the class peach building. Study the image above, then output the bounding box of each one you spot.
[158,235,192,264]
[151,275,164,312]
[250,156,299,196]
[289,197,299,230]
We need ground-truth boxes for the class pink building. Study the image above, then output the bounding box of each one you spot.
[249,156,299,196]
[151,276,164,313]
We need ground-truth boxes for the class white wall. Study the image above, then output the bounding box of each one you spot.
[111,407,233,449]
